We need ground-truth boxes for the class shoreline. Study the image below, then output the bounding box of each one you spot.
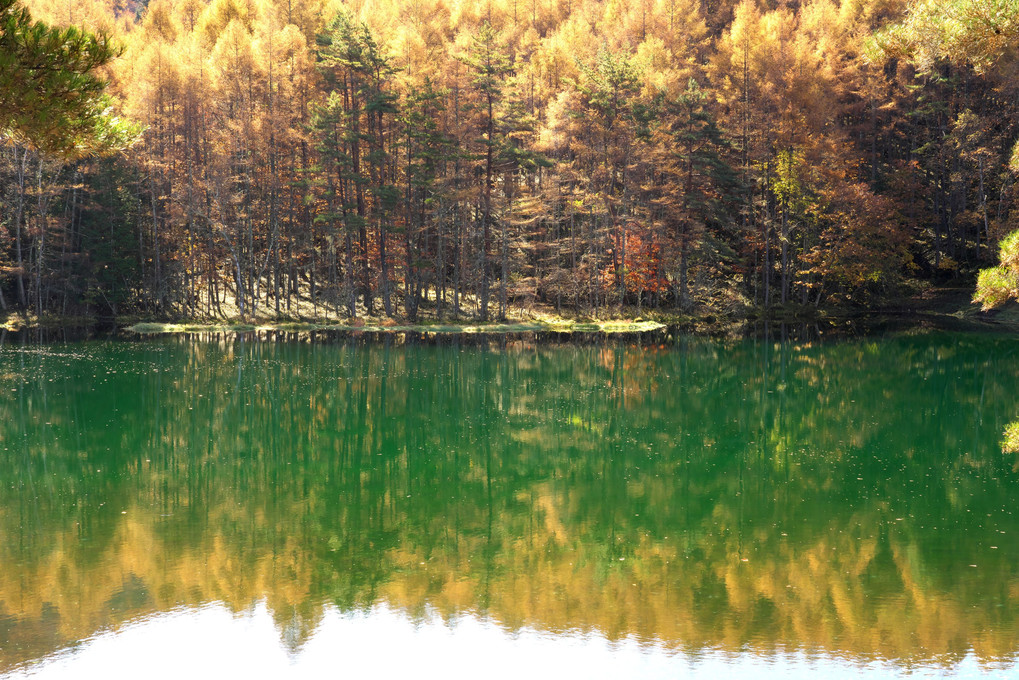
[2,287,1017,339]
[123,319,669,335]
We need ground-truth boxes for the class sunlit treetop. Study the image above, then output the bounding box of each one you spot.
[874,0,1019,73]
[0,0,138,157]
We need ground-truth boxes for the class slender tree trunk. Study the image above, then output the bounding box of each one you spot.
[500,180,510,319]
[763,164,771,308]
[35,160,45,317]
[380,217,392,317]
[780,204,789,305]
[679,232,689,310]
[348,77,373,315]
[232,253,246,318]
[453,211,461,318]
[14,147,27,307]
[870,97,878,186]
[480,109,494,321]
[404,136,417,321]
[345,231,355,317]
[378,103,392,317]
[149,172,163,312]
[979,156,988,261]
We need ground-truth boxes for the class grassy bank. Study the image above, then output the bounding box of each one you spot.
[6,285,1018,338]
[1,311,98,332]
[125,318,668,335]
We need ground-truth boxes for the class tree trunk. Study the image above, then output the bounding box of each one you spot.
[780,204,789,305]
[679,232,690,310]
[35,158,45,317]
[14,147,27,307]
[480,87,495,321]
[979,156,988,262]
[500,181,510,320]
[149,172,163,312]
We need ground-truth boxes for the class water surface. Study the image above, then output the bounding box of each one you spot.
[1,330,1018,677]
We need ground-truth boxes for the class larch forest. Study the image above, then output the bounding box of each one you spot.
[2,0,1019,323]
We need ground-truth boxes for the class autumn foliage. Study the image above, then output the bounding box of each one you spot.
[1,0,1017,319]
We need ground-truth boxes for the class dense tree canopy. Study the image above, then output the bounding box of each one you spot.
[0,0,132,156]
[1,0,1018,320]
[877,0,1019,311]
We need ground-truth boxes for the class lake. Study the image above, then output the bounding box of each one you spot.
[1,329,1018,678]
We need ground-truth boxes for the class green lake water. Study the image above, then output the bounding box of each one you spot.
[1,329,1019,678]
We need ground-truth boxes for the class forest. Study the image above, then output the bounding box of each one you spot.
[1,0,1017,322]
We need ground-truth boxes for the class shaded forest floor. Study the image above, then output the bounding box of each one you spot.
[866,285,1019,331]
[0,302,674,336]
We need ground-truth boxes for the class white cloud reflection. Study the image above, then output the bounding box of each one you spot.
[6,602,1017,680]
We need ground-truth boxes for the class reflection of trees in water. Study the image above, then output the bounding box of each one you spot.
[0,333,1018,670]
